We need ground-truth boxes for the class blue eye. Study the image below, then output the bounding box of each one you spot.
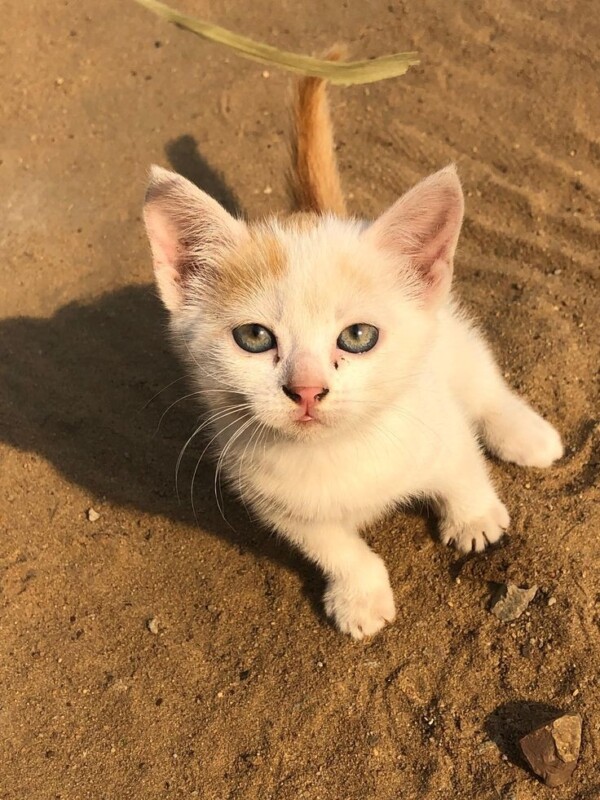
[232,324,276,353]
[337,323,379,354]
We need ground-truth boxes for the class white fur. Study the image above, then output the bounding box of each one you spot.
[144,165,563,639]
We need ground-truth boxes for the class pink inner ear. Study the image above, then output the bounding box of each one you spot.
[143,202,185,313]
[142,165,248,313]
[144,203,180,271]
[367,166,465,305]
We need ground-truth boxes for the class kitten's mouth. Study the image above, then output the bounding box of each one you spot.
[294,411,321,424]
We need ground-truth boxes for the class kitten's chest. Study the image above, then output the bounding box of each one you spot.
[236,426,426,524]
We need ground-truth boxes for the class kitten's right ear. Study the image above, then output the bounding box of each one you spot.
[143,165,247,312]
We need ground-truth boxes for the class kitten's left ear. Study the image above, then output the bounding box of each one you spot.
[365,165,464,307]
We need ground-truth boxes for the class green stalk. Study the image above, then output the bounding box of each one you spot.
[133,0,419,85]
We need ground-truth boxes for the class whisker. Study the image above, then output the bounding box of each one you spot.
[142,374,189,410]
[153,387,249,436]
[236,419,266,515]
[190,412,253,527]
[214,416,257,526]
[154,390,214,435]
[175,403,253,500]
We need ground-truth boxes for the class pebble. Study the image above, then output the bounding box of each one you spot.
[520,713,582,787]
[87,508,100,522]
[491,583,538,622]
[147,617,160,635]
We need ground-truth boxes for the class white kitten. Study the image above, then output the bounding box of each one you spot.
[143,75,563,639]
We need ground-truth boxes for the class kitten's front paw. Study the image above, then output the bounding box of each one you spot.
[487,402,564,468]
[324,558,395,640]
[440,500,509,553]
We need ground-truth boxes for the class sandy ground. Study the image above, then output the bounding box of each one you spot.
[1,1,599,798]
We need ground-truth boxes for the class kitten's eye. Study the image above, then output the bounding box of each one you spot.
[337,323,379,354]
[232,324,276,353]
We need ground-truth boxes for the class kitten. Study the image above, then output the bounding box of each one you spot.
[143,74,563,639]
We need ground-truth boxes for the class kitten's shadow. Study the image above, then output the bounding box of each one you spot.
[164,134,242,216]
[0,136,324,618]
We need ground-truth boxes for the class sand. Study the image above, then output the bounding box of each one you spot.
[1,1,598,798]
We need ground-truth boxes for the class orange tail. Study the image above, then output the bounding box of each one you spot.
[289,49,347,216]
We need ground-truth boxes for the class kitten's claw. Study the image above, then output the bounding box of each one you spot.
[324,558,395,639]
[440,501,509,554]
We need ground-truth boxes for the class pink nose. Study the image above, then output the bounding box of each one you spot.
[282,385,329,408]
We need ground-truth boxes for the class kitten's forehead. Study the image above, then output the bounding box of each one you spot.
[208,214,395,332]
[267,216,380,307]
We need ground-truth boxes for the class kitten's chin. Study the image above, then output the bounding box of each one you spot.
[260,415,328,442]
[287,423,331,442]
[259,409,361,442]
[278,415,350,442]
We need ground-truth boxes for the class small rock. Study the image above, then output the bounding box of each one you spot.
[547,597,557,607]
[147,617,160,635]
[491,583,538,621]
[520,713,582,787]
[87,508,100,522]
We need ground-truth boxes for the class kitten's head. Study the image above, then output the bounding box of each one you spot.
[143,165,464,441]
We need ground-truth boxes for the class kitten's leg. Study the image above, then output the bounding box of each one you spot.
[277,518,395,639]
[452,326,563,468]
[481,391,564,468]
[433,432,510,553]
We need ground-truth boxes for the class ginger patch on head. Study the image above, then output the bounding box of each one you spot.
[280,211,323,234]
[210,223,288,304]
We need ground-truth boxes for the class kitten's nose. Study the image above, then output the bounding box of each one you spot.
[282,385,329,406]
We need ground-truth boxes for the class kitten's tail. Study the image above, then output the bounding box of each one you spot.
[289,47,347,217]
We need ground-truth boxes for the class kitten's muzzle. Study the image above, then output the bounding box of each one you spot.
[282,385,329,421]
